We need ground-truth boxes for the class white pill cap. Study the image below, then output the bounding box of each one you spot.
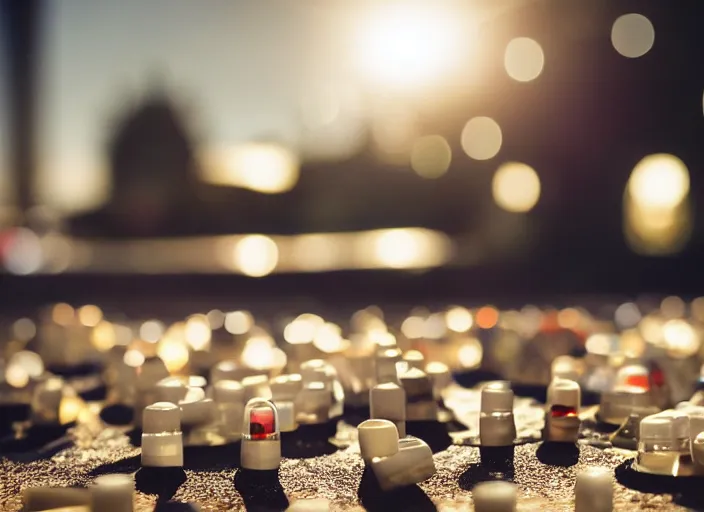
[481,381,514,413]
[155,376,189,404]
[551,355,581,382]
[472,481,517,512]
[575,467,613,512]
[286,498,331,511]
[300,359,327,382]
[402,350,425,369]
[135,358,169,391]
[548,378,581,408]
[143,402,181,433]
[91,473,134,512]
[640,411,689,443]
[298,382,332,409]
[213,380,245,404]
[270,374,303,401]
[693,431,704,466]
[399,367,433,397]
[357,419,399,462]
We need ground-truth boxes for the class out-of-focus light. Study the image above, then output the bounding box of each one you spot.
[662,319,700,358]
[185,314,212,351]
[301,85,340,128]
[476,306,499,330]
[52,303,74,326]
[291,234,340,272]
[123,349,146,368]
[200,143,300,194]
[624,196,691,256]
[492,162,541,213]
[557,308,581,330]
[423,313,447,340]
[78,305,103,327]
[615,302,641,329]
[355,3,463,91]
[9,350,44,378]
[620,329,646,358]
[114,324,133,346]
[5,363,29,388]
[157,338,189,372]
[225,311,253,335]
[585,334,613,356]
[91,321,116,352]
[411,135,452,179]
[207,310,226,330]
[284,314,323,344]
[661,296,685,319]
[458,338,483,368]
[371,104,418,165]
[628,154,689,209]
[446,306,473,333]
[242,336,286,371]
[611,13,655,58]
[12,318,36,342]
[639,315,665,345]
[370,330,396,348]
[3,228,43,275]
[368,228,451,269]
[140,320,165,343]
[401,316,425,339]
[504,37,544,82]
[351,308,386,334]
[461,117,502,161]
[59,395,86,425]
[314,323,349,353]
[233,235,278,277]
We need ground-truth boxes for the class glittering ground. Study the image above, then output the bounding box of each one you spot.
[0,414,699,512]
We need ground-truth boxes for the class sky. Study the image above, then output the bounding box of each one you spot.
[0,0,526,214]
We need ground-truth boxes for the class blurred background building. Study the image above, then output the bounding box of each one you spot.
[1,0,704,310]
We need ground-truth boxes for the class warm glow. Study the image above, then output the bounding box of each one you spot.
[639,315,665,345]
[611,13,655,58]
[662,319,700,358]
[411,135,452,179]
[200,143,300,194]
[52,303,75,326]
[492,162,541,213]
[620,329,646,358]
[225,310,253,335]
[10,351,44,378]
[476,307,499,329]
[59,395,86,425]
[458,338,483,368]
[504,37,544,82]
[78,305,103,327]
[284,314,323,344]
[370,330,396,348]
[91,321,117,352]
[5,363,30,388]
[446,306,473,333]
[585,334,613,356]
[314,323,349,353]
[628,154,689,209]
[207,310,226,330]
[233,235,279,277]
[185,314,212,351]
[423,313,447,339]
[140,320,165,343]
[557,308,581,330]
[401,316,425,339]
[367,228,451,269]
[461,117,502,161]
[291,234,340,272]
[241,336,287,370]
[123,349,145,368]
[355,3,463,91]
[157,338,189,372]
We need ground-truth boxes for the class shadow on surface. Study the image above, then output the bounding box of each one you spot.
[358,466,436,512]
[234,468,289,512]
[458,446,515,490]
[100,404,134,426]
[281,431,337,459]
[135,466,187,502]
[183,443,241,471]
[406,421,452,454]
[535,441,579,468]
[153,501,202,511]
[89,454,141,477]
